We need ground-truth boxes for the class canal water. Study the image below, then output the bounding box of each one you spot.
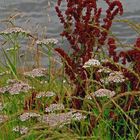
[0,0,140,67]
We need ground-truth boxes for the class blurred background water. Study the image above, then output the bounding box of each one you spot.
[0,0,140,68]
[0,0,140,43]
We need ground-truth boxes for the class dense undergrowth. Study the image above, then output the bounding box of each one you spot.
[0,0,140,140]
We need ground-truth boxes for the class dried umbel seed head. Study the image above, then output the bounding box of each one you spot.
[13,126,28,135]
[36,91,56,98]
[0,27,30,36]
[36,38,58,45]
[83,59,101,68]
[19,112,41,122]
[45,103,65,113]
[24,68,47,78]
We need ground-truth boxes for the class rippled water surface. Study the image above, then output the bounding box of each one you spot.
[0,0,140,68]
[0,0,140,43]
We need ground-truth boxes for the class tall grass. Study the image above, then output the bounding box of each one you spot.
[0,3,140,140]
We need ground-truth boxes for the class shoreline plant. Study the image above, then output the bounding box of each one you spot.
[0,0,139,139]
[55,0,123,108]
[55,0,140,139]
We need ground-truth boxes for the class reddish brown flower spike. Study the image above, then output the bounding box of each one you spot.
[55,0,124,109]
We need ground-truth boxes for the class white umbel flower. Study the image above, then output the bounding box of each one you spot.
[20,112,40,122]
[36,38,58,45]
[94,88,116,97]
[13,126,28,135]
[83,59,101,68]
[0,80,32,95]
[38,111,86,127]
[72,112,86,121]
[24,68,47,78]
[38,113,71,127]
[36,91,56,98]
[100,71,126,84]
[86,89,116,99]
[108,71,126,83]
[0,27,30,35]
[97,67,112,74]
[45,103,64,113]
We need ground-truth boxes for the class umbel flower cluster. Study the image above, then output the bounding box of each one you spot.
[0,27,30,36]
[0,79,32,95]
[55,0,123,108]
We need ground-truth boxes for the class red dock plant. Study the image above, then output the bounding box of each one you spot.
[109,37,140,112]
[55,0,123,109]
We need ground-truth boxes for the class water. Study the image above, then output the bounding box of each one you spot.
[0,0,140,67]
[0,0,140,43]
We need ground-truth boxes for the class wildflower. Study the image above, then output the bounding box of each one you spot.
[83,59,101,68]
[13,126,28,135]
[40,81,48,84]
[0,80,32,95]
[63,80,66,83]
[85,95,92,100]
[36,91,56,98]
[0,27,30,35]
[36,38,58,45]
[100,71,126,84]
[86,89,116,99]
[6,79,18,84]
[24,68,47,78]
[72,112,86,121]
[38,113,71,127]
[8,82,31,95]
[19,112,41,122]
[45,103,64,113]
[108,71,126,83]
[100,78,108,84]
[0,115,8,123]
[38,111,86,127]
[94,88,116,98]
[101,59,109,63]
[97,67,112,74]
[0,87,7,94]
